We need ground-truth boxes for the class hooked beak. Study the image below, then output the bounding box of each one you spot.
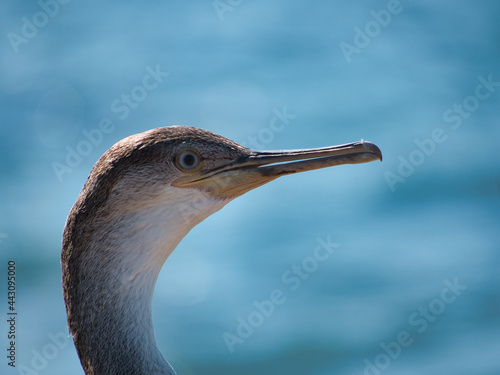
[173,141,382,199]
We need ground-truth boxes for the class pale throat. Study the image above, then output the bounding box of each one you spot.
[84,186,232,342]
[109,185,232,277]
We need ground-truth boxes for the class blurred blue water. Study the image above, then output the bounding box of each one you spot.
[1,1,499,374]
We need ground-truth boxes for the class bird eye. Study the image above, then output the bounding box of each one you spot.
[176,150,201,171]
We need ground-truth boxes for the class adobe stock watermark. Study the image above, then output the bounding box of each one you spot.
[239,106,297,149]
[222,235,339,353]
[384,73,500,192]
[7,0,71,54]
[16,330,70,374]
[213,0,244,21]
[359,277,467,375]
[339,0,412,63]
[51,64,169,183]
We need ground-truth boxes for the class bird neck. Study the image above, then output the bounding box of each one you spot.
[77,264,173,375]
[65,187,231,375]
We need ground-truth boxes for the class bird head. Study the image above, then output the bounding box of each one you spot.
[84,125,381,224]
[78,125,382,232]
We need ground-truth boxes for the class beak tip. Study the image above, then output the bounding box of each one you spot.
[361,141,383,162]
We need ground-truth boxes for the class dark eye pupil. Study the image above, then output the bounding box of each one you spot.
[182,153,195,166]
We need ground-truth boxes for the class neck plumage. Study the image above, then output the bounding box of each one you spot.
[74,263,174,375]
[63,185,231,374]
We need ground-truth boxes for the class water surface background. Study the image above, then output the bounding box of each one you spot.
[1,1,499,374]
